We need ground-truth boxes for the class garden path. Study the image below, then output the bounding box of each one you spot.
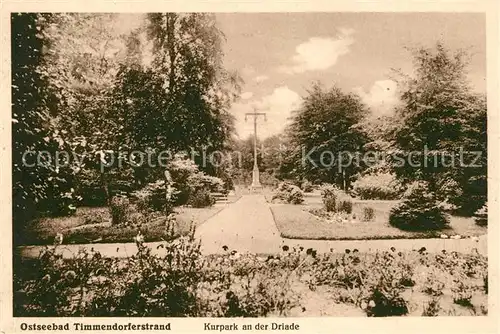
[195,193,283,254]
[16,194,487,258]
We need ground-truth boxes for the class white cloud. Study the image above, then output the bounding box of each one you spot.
[353,80,400,117]
[240,91,254,100]
[254,75,269,83]
[279,28,355,74]
[231,86,301,138]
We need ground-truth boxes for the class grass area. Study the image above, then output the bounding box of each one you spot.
[20,205,224,246]
[270,203,486,240]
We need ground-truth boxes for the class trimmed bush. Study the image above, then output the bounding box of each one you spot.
[272,182,304,204]
[389,182,449,231]
[362,207,375,222]
[109,196,130,225]
[352,172,403,200]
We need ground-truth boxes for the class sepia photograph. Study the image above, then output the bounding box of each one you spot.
[9,9,491,321]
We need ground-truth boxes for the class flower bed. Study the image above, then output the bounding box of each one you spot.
[14,236,488,317]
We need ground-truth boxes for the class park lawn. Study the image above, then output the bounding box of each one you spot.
[20,205,224,246]
[270,203,487,240]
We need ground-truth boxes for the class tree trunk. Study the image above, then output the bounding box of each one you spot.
[101,171,112,207]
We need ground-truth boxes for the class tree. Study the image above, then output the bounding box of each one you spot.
[13,13,242,220]
[392,43,487,214]
[285,83,369,190]
[120,13,240,152]
[12,13,51,226]
[111,14,241,183]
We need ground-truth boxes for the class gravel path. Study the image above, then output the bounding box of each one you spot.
[16,194,487,259]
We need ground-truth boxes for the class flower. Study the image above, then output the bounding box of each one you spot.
[42,274,51,283]
[282,245,289,252]
[398,252,402,257]
[368,300,376,308]
[306,248,313,255]
[134,232,144,243]
[361,301,368,310]
[418,247,427,253]
[230,251,241,260]
[64,270,76,281]
[222,245,228,251]
[353,249,359,253]
[390,247,396,252]
[54,233,63,245]
[345,249,351,254]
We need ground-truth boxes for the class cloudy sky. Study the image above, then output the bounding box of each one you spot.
[215,13,486,139]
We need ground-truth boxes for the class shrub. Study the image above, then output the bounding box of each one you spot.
[484,273,488,294]
[168,154,200,205]
[320,184,339,212]
[109,196,130,225]
[320,184,354,214]
[324,196,337,212]
[188,172,225,194]
[451,279,473,307]
[301,180,314,193]
[288,187,305,204]
[474,202,487,226]
[260,172,279,188]
[422,298,441,316]
[362,207,375,222]
[352,172,403,200]
[81,208,109,225]
[272,182,304,204]
[359,252,410,317]
[364,285,408,317]
[13,228,300,317]
[75,168,107,206]
[389,182,449,231]
[336,197,353,214]
[188,189,216,208]
[131,180,174,213]
[320,184,339,199]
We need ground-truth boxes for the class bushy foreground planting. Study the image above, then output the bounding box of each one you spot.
[14,230,487,317]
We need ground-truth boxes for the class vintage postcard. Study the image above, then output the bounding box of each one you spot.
[1,0,498,333]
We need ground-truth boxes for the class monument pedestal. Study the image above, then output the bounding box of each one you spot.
[250,164,262,191]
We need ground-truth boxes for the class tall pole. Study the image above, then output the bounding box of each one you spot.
[245,108,266,189]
